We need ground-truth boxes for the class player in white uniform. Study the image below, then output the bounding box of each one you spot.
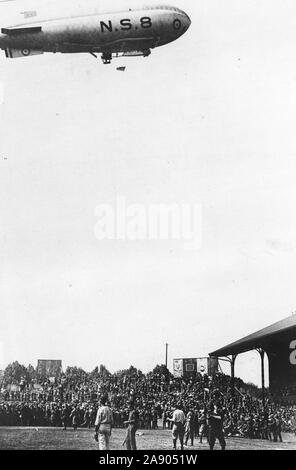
[168,404,186,450]
[94,396,113,450]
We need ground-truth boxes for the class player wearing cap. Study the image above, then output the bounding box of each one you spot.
[168,403,186,450]
[184,410,195,447]
[207,404,226,450]
[94,396,113,450]
[123,399,138,450]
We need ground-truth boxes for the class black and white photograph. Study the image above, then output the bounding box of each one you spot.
[0,0,296,456]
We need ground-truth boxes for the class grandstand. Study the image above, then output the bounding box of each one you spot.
[210,314,296,404]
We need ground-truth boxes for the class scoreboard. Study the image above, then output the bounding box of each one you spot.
[173,357,218,378]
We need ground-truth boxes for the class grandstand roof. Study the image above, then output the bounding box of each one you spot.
[210,314,296,357]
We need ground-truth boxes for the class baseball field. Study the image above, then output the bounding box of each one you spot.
[0,427,295,450]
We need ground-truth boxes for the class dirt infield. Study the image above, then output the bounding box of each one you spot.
[0,427,296,450]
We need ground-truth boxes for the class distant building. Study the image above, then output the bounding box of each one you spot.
[36,360,62,380]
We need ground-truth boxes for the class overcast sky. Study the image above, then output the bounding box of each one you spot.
[1,0,296,385]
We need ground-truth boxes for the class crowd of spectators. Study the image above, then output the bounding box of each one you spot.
[1,363,296,443]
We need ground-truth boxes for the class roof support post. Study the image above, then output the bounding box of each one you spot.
[257,348,265,407]
[230,354,237,397]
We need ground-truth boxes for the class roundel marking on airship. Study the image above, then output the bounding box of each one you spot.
[22,49,31,56]
[173,19,182,30]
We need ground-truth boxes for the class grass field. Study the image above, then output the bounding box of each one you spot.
[0,427,296,450]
